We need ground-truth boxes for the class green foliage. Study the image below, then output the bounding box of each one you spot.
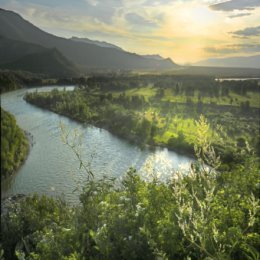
[5,76,257,259]
[2,153,259,260]
[25,75,260,163]
[0,72,19,93]
[2,117,259,260]
[1,108,29,177]
[1,195,76,260]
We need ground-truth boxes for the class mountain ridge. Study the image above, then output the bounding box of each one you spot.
[0,9,177,71]
[70,36,123,51]
[0,48,79,77]
[194,54,260,69]
[0,36,79,76]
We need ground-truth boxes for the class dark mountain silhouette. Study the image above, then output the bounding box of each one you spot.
[194,55,260,69]
[0,37,79,76]
[0,36,45,64]
[0,9,177,71]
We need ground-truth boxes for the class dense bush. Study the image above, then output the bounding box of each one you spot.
[1,108,29,177]
[1,156,259,260]
[0,73,19,93]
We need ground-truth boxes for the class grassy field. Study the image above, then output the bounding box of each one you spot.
[109,87,260,108]
[97,80,260,160]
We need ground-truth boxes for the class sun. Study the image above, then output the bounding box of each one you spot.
[182,5,217,35]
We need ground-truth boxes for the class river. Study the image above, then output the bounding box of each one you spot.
[1,86,194,203]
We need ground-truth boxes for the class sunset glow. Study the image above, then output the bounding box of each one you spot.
[1,0,260,64]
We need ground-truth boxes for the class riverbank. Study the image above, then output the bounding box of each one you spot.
[24,97,196,158]
[1,108,30,179]
[1,87,195,203]
[24,89,243,164]
[24,130,36,147]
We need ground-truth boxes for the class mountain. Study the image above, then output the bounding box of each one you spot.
[142,54,164,61]
[0,37,79,76]
[194,55,260,69]
[70,36,123,51]
[0,9,177,71]
[71,37,174,64]
[0,36,45,64]
[170,66,260,78]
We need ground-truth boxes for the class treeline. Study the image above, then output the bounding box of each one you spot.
[0,72,20,93]
[86,74,259,95]
[1,108,29,177]
[0,70,89,93]
[1,137,259,259]
[86,74,215,91]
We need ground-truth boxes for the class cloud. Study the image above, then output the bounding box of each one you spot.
[205,44,260,54]
[209,0,260,12]
[125,12,158,27]
[230,26,260,37]
[228,13,251,18]
[142,0,174,6]
[82,0,124,23]
[85,0,99,6]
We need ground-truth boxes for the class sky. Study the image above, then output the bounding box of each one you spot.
[1,0,260,64]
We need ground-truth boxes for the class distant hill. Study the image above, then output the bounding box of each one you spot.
[142,54,164,60]
[70,36,123,51]
[0,9,177,71]
[194,55,260,69]
[167,66,260,78]
[0,37,78,77]
[70,37,172,64]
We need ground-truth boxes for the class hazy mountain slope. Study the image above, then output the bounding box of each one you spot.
[70,36,123,50]
[0,47,79,77]
[170,66,260,78]
[194,55,260,69]
[71,37,172,64]
[142,55,164,60]
[0,36,47,64]
[0,9,177,71]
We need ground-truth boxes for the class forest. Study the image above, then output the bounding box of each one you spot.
[1,108,29,178]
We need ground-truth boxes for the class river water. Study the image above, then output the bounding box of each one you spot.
[1,86,194,203]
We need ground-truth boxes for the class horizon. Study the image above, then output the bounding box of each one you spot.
[1,0,260,65]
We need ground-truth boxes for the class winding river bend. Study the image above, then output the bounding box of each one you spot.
[1,86,194,203]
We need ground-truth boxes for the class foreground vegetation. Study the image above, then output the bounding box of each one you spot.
[25,75,260,166]
[1,117,259,260]
[1,108,29,178]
